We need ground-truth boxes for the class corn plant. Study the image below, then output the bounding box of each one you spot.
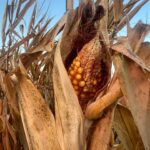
[0,0,149,149]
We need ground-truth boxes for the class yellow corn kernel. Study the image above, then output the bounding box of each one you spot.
[70,70,75,76]
[74,66,78,71]
[77,67,83,74]
[75,61,80,67]
[79,81,85,87]
[72,79,78,85]
[76,74,82,80]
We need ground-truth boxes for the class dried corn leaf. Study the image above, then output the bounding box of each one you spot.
[6,121,17,146]
[7,0,35,35]
[12,30,22,39]
[0,71,19,116]
[29,12,68,53]
[1,0,8,49]
[44,12,68,44]
[88,107,115,150]
[111,43,150,72]
[127,21,150,53]
[114,104,144,150]
[16,0,23,18]
[60,10,78,61]
[0,70,27,149]
[113,54,150,149]
[2,124,12,150]
[20,51,42,69]
[27,18,53,52]
[113,0,123,22]
[99,0,109,45]
[137,42,150,67]
[0,33,35,63]
[34,10,48,32]
[79,0,87,3]
[27,3,37,34]
[124,0,139,14]
[118,0,149,30]
[53,41,86,150]
[113,21,150,71]
[66,0,73,10]
[11,66,60,150]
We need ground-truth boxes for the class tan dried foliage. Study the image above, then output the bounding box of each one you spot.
[53,41,86,150]
[12,66,60,150]
[88,107,115,150]
[114,104,145,150]
[0,0,149,149]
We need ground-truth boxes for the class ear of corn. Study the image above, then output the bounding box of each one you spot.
[68,35,110,108]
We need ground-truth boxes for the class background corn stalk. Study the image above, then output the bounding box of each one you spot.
[0,0,149,150]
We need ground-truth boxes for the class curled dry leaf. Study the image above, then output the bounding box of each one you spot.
[112,22,150,71]
[2,123,12,150]
[113,0,123,23]
[114,104,144,150]
[127,21,150,53]
[20,51,42,69]
[113,54,150,149]
[27,11,67,53]
[1,0,8,49]
[66,0,73,10]
[27,3,37,34]
[85,79,122,119]
[44,12,68,44]
[117,0,149,31]
[111,43,150,72]
[0,70,19,116]
[99,0,109,45]
[0,70,24,149]
[11,66,60,150]
[7,0,35,35]
[59,9,79,61]
[53,41,86,150]
[137,42,150,68]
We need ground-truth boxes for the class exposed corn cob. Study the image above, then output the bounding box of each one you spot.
[68,35,109,106]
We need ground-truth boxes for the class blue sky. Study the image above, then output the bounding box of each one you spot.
[0,0,150,47]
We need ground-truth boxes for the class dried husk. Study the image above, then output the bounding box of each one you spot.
[87,107,115,150]
[53,40,86,150]
[11,65,60,150]
[113,54,150,149]
[114,104,144,150]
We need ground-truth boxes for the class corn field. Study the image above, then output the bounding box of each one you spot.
[0,0,149,149]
